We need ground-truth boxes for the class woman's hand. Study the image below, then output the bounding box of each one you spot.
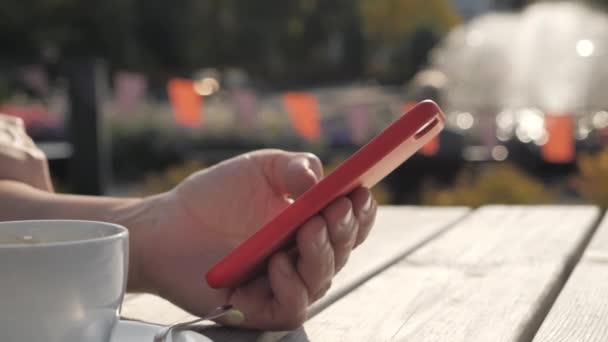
[0,114,53,192]
[130,149,377,330]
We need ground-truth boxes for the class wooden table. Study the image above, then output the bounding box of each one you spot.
[122,205,608,341]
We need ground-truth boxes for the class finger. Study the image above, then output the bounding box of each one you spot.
[296,216,334,300]
[281,152,323,197]
[322,197,358,274]
[13,132,46,160]
[0,120,39,155]
[284,155,318,198]
[217,276,271,327]
[266,252,309,330]
[349,187,377,248]
[254,150,323,198]
[0,114,24,128]
[18,132,40,152]
[225,252,310,330]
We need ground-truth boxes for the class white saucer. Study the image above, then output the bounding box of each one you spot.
[111,320,213,342]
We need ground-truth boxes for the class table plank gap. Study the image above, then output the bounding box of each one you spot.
[533,211,608,342]
[281,205,599,342]
[517,207,602,342]
[308,206,471,318]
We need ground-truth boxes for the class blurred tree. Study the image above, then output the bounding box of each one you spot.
[0,0,136,64]
[131,0,366,84]
[574,149,608,209]
[421,163,557,207]
[359,0,461,82]
[0,0,463,85]
[359,0,461,43]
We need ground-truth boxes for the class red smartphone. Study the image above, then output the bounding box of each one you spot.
[206,100,445,289]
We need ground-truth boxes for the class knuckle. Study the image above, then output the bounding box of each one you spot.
[333,233,352,249]
[339,232,355,249]
[298,216,326,245]
[332,221,358,250]
[308,215,327,233]
[324,197,351,224]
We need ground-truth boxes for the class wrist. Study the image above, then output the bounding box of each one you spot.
[109,194,164,294]
[0,180,164,293]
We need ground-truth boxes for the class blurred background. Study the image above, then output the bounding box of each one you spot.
[2,0,608,207]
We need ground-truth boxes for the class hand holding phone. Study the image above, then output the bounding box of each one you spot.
[206,100,445,289]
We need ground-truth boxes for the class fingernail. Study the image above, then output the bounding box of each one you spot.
[341,208,354,228]
[290,157,311,173]
[279,256,293,277]
[288,157,318,187]
[225,309,245,325]
[362,194,373,212]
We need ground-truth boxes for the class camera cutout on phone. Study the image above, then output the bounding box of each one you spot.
[414,117,440,140]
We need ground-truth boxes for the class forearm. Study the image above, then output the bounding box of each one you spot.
[0,180,139,221]
[0,180,155,292]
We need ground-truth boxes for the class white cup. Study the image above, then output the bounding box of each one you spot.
[0,220,128,342]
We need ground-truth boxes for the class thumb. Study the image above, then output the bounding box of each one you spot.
[257,151,323,198]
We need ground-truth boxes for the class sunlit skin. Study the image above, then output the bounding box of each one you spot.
[0,114,53,192]
[0,148,377,330]
[129,149,378,329]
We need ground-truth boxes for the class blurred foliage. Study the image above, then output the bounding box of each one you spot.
[138,160,206,196]
[421,163,556,207]
[108,117,183,181]
[128,147,608,208]
[0,0,461,84]
[573,149,608,209]
[359,0,461,42]
[5,0,608,84]
[0,0,135,63]
[359,0,461,81]
[0,80,9,102]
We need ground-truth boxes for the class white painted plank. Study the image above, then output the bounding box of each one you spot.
[310,206,469,315]
[120,207,469,339]
[533,211,608,342]
[121,294,193,325]
[284,264,565,342]
[283,206,599,342]
[408,206,599,266]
